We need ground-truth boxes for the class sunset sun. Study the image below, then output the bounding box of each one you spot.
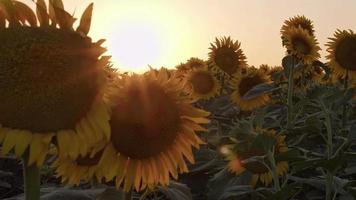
[107,22,162,72]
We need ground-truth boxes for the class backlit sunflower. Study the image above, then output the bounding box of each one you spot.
[208,36,247,75]
[281,15,315,37]
[230,68,271,111]
[326,29,356,80]
[186,68,220,100]
[186,57,207,70]
[0,0,111,166]
[226,129,289,186]
[282,27,321,64]
[99,68,210,192]
[53,142,106,185]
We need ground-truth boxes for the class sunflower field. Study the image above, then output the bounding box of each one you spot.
[0,1,355,200]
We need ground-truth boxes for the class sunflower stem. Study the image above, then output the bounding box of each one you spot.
[124,189,133,200]
[286,58,295,130]
[267,150,280,191]
[342,70,348,127]
[22,156,41,200]
[321,100,333,200]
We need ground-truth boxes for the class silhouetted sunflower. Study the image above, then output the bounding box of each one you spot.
[227,129,289,186]
[53,142,106,185]
[0,0,111,166]
[186,57,207,70]
[326,29,356,80]
[281,15,315,37]
[230,68,271,111]
[283,27,321,64]
[186,68,220,100]
[208,36,247,75]
[99,68,210,192]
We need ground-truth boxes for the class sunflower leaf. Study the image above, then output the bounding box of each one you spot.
[242,83,277,100]
[157,181,192,200]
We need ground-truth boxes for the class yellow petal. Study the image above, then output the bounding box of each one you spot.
[35,0,49,26]
[1,129,21,155]
[14,130,32,157]
[76,3,93,35]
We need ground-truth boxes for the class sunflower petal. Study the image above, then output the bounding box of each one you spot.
[35,0,49,26]
[76,3,93,35]
[13,1,37,26]
[14,130,32,157]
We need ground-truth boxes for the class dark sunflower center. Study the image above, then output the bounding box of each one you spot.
[0,27,101,133]
[240,149,269,174]
[75,150,103,166]
[110,80,181,159]
[238,76,264,96]
[292,36,312,56]
[335,36,356,71]
[214,47,240,74]
[190,72,215,95]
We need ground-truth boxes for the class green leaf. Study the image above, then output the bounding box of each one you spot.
[157,181,192,200]
[265,183,302,200]
[242,83,277,100]
[275,149,305,162]
[251,134,276,152]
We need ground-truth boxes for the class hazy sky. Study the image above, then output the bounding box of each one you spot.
[24,0,356,72]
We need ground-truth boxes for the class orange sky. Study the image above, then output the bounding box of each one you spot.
[25,0,356,72]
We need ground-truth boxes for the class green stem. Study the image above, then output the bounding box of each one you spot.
[342,70,348,127]
[23,157,41,200]
[220,73,225,95]
[267,150,280,191]
[287,58,295,129]
[321,101,333,200]
[125,189,132,200]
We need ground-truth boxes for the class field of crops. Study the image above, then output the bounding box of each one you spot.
[0,0,355,200]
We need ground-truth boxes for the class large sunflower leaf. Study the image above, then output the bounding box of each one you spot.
[157,181,192,200]
[242,83,277,100]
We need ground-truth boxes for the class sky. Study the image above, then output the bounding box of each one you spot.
[24,0,356,72]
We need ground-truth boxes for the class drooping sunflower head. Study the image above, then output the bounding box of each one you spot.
[230,68,271,111]
[185,68,220,100]
[282,27,321,64]
[281,15,315,37]
[100,68,210,192]
[208,36,247,75]
[227,129,289,186]
[0,0,112,166]
[326,29,356,80]
[53,142,106,185]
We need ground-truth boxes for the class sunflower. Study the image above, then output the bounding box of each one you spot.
[282,27,321,64]
[326,29,356,81]
[230,68,271,111]
[99,68,210,192]
[281,15,315,37]
[0,0,111,166]
[53,142,106,185]
[227,129,289,186]
[186,57,207,70]
[208,36,247,75]
[185,68,220,100]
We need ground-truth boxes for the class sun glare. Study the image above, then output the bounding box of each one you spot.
[88,1,200,73]
[107,22,162,73]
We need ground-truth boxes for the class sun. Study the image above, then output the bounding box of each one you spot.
[107,22,163,73]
